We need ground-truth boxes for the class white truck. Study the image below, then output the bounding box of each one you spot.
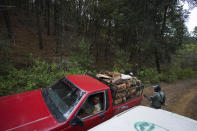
[89,106,197,131]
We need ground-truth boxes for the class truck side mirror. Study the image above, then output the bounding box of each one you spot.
[70,116,84,127]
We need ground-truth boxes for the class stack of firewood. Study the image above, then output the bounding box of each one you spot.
[96,72,142,105]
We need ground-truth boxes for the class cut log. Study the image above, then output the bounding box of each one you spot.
[114,98,122,105]
[116,92,126,98]
[105,72,121,78]
[117,83,126,90]
[112,72,121,78]
[105,72,113,77]
[113,79,123,84]
[96,74,111,79]
[126,80,131,88]
[103,79,112,83]
[112,76,121,83]
[130,88,136,93]
[122,96,126,102]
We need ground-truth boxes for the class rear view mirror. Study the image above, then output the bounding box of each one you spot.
[70,116,84,127]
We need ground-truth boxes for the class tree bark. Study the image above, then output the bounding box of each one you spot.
[154,47,161,73]
[161,5,168,40]
[1,0,15,44]
[53,0,57,35]
[47,0,50,35]
[56,0,64,54]
[35,0,43,49]
[161,5,170,63]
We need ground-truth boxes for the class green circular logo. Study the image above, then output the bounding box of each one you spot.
[134,121,169,131]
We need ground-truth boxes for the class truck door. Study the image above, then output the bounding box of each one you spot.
[69,90,112,130]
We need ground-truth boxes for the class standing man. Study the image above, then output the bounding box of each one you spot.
[144,85,166,109]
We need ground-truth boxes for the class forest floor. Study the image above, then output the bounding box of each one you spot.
[142,79,197,120]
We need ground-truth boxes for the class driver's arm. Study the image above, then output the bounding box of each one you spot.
[93,104,101,114]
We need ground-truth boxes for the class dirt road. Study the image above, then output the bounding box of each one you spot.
[142,79,197,120]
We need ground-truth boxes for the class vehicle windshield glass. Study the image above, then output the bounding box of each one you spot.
[48,77,85,119]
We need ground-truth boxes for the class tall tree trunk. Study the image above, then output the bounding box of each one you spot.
[40,0,44,12]
[56,0,64,54]
[44,0,48,28]
[31,0,34,12]
[58,0,66,63]
[161,5,168,40]
[35,0,43,49]
[1,0,15,44]
[53,0,57,35]
[26,0,30,15]
[154,47,161,73]
[161,5,170,63]
[17,0,22,8]
[47,0,50,35]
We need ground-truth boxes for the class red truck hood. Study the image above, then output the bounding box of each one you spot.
[0,89,58,131]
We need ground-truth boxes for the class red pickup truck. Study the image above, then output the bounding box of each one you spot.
[0,74,144,131]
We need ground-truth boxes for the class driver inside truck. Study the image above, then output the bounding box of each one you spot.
[84,95,102,114]
[92,96,101,114]
[78,94,102,118]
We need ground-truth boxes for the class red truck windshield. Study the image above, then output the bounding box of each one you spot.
[43,77,85,122]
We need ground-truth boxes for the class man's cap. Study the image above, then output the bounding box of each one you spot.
[153,85,160,88]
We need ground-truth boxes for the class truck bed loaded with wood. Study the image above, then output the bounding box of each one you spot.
[90,72,144,105]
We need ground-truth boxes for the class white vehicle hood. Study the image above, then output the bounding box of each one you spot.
[89,106,197,131]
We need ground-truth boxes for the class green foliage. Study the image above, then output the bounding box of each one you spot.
[136,43,197,84]
[0,58,89,97]
[159,71,177,83]
[0,40,10,75]
[137,68,160,84]
[0,56,196,97]
[70,39,94,70]
[113,64,125,74]
[137,66,197,84]
[0,40,10,51]
[193,26,197,38]
[175,68,197,79]
[113,50,133,73]
[176,44,197,71]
